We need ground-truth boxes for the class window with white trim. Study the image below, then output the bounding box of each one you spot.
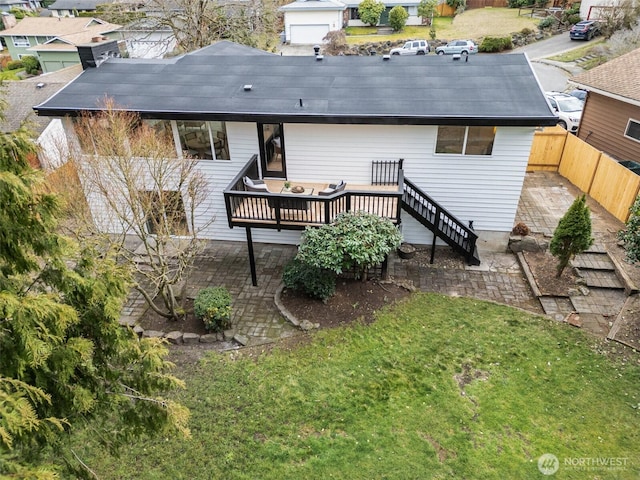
[12,36,30,47]
[435,126,496,155]
[624,119,640,143]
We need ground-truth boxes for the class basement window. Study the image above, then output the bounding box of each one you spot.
[140,190,188,236]
[624,119,640,144]
[435,126,496,155]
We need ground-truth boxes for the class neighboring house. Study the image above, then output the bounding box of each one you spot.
[279,0,345,45]
[342,0,424,28]
[34,41,556,271]
[579,0,618,20]
[0,17,121,73]
[47,0,117,17]
[0,0,40,13]
[279,0,431,45]
[570,47,640,163]
[0,64,82,169]
[115,17,176,59]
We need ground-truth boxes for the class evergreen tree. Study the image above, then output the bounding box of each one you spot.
[550,194,594,277]
[0,107,188,477]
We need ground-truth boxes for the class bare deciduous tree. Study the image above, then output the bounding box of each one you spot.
[143,0,282,54]
[72,101,212,320]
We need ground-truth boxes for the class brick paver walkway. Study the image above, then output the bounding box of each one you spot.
[121,171,638,346]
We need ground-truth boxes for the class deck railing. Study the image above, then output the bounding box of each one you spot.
[224,156,403,231]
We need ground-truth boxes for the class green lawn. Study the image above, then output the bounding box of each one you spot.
[68,294,640,479]
[346,8,540,44]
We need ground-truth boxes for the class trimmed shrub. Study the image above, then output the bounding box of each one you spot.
[194,287,232,332]
[6,60,24,70]
[358,0,385,26]
[479,36,513,52]
[389,5,409,32]
[619,195,640,263]
[297,211,402,280]
[283,258,336,301]
[21,56,40,75]
[538,16,558,30]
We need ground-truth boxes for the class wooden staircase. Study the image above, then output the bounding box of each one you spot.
[402,177,480,266]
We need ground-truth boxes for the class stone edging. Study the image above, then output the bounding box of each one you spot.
[274,283,319,331]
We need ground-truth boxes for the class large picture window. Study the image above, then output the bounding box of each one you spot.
[176,120,229,160]
[435,126,496,155]
[624,119,640,143]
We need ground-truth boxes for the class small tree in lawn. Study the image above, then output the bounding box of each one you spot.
[358,0,385,26]
[550,194,594,277]
[72,100,212,321]
[618,194,640,263]
[418,0,439,26]
[389,6,409,32]
[297,211,402,282]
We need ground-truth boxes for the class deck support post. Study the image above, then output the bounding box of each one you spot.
[246,227,257,286]
[381,256,389,280]
[430,232,437,264]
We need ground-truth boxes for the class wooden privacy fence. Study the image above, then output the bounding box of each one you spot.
[528,127,640,222]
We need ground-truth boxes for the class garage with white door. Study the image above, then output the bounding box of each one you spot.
[279,1,346,45]
[290,24,330,44]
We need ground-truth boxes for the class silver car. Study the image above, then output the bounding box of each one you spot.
[390,40,430,55]
[435,40,478,55]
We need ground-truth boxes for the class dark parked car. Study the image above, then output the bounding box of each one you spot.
[568,89,587,102]
[570,20,600,40]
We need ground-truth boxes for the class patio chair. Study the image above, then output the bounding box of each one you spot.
[318,180,346,196]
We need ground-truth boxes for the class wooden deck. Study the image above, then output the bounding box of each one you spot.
[225,179,402,230]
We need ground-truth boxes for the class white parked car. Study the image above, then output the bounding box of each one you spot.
[390,40,430,55]
[545,91,583,133]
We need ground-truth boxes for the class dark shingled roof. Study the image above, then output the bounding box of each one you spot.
[34,44,557,127]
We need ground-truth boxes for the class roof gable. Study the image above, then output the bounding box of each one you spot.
[1,64,83,134]
[0,17,119,37]
[35,44,556,127]
[570,47,640,104]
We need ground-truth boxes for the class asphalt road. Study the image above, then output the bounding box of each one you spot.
[280,33,600,92]
[511,33,600,92]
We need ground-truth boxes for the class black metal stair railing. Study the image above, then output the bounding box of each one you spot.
[402,177,480,266]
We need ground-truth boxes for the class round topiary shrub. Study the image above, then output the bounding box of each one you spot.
[194,286,232,332]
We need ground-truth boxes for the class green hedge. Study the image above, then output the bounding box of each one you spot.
[479,36,513,53]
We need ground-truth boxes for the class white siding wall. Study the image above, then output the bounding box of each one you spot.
[37,118,68,170]
[72,120,534,250]
[284,10,343,44]
[283,124,535,246]
[348,11,422,27]
[191,122,301,245]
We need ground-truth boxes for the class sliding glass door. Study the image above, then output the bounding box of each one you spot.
[258,123,285,178]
